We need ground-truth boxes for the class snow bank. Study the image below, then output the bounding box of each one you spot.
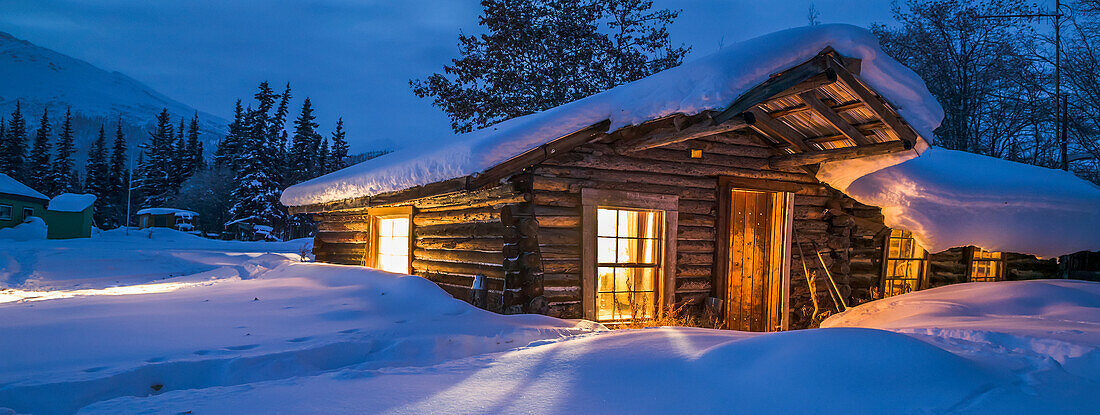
[281,24,942,206]
[82,326,1098,414]
[0,173,47,201]
[0,237,600,414]
[0,216,46,241]
[47,193,97,212]
[823,280,1100,382]
[819,147,1100,257]
[135,207,198,217]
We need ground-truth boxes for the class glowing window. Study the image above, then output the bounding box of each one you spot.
[595,208,662,322]
[374,216,410,274]
[968,249,1004,282]
[882,229,927,297]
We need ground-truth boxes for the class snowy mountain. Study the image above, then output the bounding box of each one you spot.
[0,31,227,164]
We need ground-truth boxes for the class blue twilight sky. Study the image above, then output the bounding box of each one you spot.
[0,0,898,153]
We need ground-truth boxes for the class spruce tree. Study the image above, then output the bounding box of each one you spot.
[107,120,129,228]
[28,109,52,193]
[50,107,78,196]
[84,125,110,223]
[1,102,27,180]
[174,117,189,187]
[328,118,349,173]
[228,82,285,233]
[187,113,205,172]
[318,134,330,174]
[138,109,176,207]
[214,100,245,170]
[286,97,319,184]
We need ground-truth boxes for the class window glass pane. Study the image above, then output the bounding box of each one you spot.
[635,268,656,291]
[597,209,617,237]
[597,293,615,321]
[883,230,926,298]
[617,238,639,263]
[375,216,410,274]
[597,237,616,263]
[614,267,631,292]
[617,210,637,237]
[597,267,615,292]
[390,218,410,237]
[0,205,11,220]
[639,239,657,264]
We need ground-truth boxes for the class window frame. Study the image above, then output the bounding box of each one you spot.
[966,247,1006,282]
[879,229,929,297]
[581,188,678,322]
[0,204,12,221]
[365,206,414,274]
[21,207,34,221]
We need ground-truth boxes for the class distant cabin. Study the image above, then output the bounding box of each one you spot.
[223,217,276,241]
[46,193,96,239]
[136,208,198,232]
[0,173,48,229]
[282,26,1097,330]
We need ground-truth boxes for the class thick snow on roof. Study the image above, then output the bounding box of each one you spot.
[281,24,943,206]
[818,147,1100,258]
[0,173,48,201]
[47,193,97,212]
[135,208,198,217]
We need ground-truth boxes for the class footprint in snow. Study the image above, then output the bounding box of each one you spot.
[225,344,259,351]
[83,366,108,373]
[338,328,359,334]
[193,350,211,356]
[287,336,313,343]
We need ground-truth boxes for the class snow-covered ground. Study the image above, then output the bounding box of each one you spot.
[1,230,1097,414]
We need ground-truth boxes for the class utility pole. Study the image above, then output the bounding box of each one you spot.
[979,0,1069,170]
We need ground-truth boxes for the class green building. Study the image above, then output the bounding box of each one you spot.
[0,173,49,229]
[45,193,97,239]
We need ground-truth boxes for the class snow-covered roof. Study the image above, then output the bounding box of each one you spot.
[281,24,943,207]
[818,147,1100,258]
[0,173,48,201]
[136,208,198,217]
[47,193,97,212]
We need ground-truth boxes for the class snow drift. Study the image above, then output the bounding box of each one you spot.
[281,24,943,206]
[818,147,1100,257]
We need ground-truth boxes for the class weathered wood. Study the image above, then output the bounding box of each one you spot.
[415,222,505,238]
[798,90,872,146]
[531,165,717,190]
[768,140,910,168]
[536,215,580,228]
[417,238,503,251]
[616,115,749,153]
[317,220,372,232]
[315,231,370,243]
[542,152,816,184]
[745,107,812,152]
[413,248,504,265]
[412,258,506,279]
[413,207,499,226]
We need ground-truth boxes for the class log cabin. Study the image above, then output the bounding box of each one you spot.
[282,25,1098,330]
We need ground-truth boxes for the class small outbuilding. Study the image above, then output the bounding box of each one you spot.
[136,208,199,232]
[46,193,97,239]
[0,173,48,230]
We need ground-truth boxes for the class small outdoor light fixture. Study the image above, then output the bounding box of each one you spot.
[689,149,704,158]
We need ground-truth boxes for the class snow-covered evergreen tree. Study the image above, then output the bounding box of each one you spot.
[0,102,27,181]
[328,117,349,173]
[228,82,286,232]
[187,113,205,172]
[214,100,246,171]
[286,97,320,185]
[28,109,52,194]
[318,134,330,175]
[138,109,177,207]
[84,125,110,224]
[106,119,129,228]
[50,107,79,196]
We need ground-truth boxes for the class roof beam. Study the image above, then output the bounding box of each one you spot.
[826,57,919,147]
[768,140,911,168]
[615,114,748,153]
[798,90,873,146]
[744,107,813,152]
[467,120,611,190]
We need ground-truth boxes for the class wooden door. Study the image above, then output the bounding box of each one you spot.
[722,188,790,332]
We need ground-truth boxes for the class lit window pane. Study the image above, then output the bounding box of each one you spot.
[594,207,663,322]
[597,267,615,292]
[597,237,616,263]
[614,267,630,292]
[597,209,618,237]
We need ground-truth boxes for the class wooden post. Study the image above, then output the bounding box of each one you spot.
[470,275,488,309]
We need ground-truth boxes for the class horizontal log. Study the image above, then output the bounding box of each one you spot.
[678,251,714,265]
[538,244,582,256]
[415,186,530,210]
[531,166,716,190]
[542,259,581,274]
[542,152,816,184]
[417,238,503,251]
[418,271,505,292]
[657,139,776,159]
[676,240,715,253]
[415,222,505,238]
[677,213,715,228]
[316,231,370,244]
[532,175,715,201]
[677,264,712,278]
[313,213,371,223]
[413,258,505,279]
[543,285,582,301]
[413,207,499,226]
[768,140,910,168]
[537,228,581,245]
[676,278,713,292]
[543,273,582,287]
[679,200,715,215]
[614,146,769,170]
[615,115,749,153]
[678,226,716,241]
[413,248,504,265]
[537,215,580,228]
